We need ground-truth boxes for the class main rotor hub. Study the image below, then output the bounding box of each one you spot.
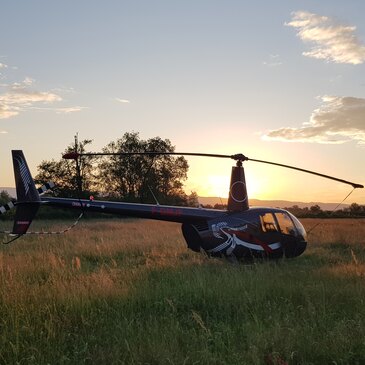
[231,154,247,167]
[231,153,248,162]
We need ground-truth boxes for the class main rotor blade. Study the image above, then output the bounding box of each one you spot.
[63,151,236,159]
[62,151,364,189]
[246,157,364,189]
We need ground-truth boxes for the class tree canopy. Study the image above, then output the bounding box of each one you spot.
[35,132,193,205]
[97,132,189,204]
[35,137,96,198]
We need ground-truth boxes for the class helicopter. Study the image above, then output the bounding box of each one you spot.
[7,150,364,260]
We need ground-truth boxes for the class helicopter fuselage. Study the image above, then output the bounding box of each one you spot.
[182,207,307,259]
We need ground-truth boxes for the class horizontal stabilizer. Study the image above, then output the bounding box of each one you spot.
[0,181,55,215]
[0,201,14,215]
[37,181,55,195]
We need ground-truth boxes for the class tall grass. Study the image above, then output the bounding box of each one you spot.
[0,218,365,364]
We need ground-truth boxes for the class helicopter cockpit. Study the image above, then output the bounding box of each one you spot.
[259,210,306,240]
[258,209,307,257]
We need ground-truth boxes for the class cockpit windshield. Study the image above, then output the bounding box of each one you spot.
[286,211,307,240]
[258,211,307,241]
[274,212,296,235]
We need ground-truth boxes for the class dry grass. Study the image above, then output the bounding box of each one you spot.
[302,218,365,279]
[0,219,208,307]
[303,218,365,246]
[0,217,364,364]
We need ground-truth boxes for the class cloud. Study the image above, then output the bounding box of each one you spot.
[263,96,365,146]
[0,76,86,120]
[55,106,87,114]
[0,104,18,119]
[30,106,88,114]
[262,54,283,67]
[0,75,87,119]
[0,79,61,119]
[115,98,130,103]
[286,11,365,64]
[0,63,8,78]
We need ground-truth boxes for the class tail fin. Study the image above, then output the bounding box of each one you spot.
[12,150,40,234]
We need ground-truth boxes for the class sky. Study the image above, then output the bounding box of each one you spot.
[1,0,365,204]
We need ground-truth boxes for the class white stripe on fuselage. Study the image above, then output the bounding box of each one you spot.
[208,234,281,253]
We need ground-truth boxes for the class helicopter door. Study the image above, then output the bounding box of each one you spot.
[258,213,283,257]
[274,212,298,258]
[259,213,279,233]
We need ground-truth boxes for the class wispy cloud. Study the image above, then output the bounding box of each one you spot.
[55,106,87,114]
[0,77,85,119]
[262,54,283,67]
[263,96,365,146]
[30,106,88,114]
[0,78,61,119]
[286,11,365,64]
[0,63,8,79]
[115,98,130,103]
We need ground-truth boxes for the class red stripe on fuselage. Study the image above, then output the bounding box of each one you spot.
[224,228,273,253]
[151,206,183,217]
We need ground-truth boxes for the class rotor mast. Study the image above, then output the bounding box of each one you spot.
[227,158,249,212]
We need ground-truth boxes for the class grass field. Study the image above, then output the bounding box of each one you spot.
[0,217,365,364]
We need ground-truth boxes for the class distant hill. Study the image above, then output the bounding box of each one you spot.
[197,196,349,211]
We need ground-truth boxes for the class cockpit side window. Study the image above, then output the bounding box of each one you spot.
[275,212,296,235]
[260,213,279,233]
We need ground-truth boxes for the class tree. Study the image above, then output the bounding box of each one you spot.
[35,136,97,198]
[0,190,15,220]
[187,191,199,207]
[309,204,322,215]
[0,190,13,205]
[348,203,364,216]
[97,132,189,204]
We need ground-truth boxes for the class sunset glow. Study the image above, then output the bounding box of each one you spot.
[205,175,230,199]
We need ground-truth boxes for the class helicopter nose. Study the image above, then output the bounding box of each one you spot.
[284,239,307,258]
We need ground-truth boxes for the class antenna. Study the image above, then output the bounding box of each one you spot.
[74,133,83,197]
[148,186,160,205]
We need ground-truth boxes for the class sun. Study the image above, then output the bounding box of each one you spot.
[204,175,230,198]
[185,159,269,200]
[189,173,264,200]
[245,173,263,199]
